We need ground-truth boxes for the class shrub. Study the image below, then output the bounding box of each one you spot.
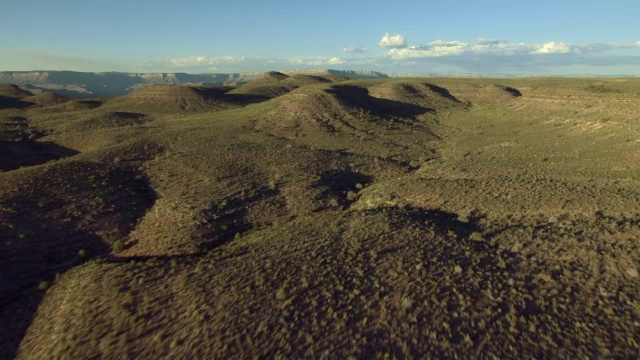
[112,240,125,253]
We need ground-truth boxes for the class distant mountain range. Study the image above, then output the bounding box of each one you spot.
[0,70,389,98]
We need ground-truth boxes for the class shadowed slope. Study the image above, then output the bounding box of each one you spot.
[0,85,33,98]
[0,85,35,109]
[0,115,79,171]
[0,160,156,359]
[0,161,156,306]
[0,141,79,172]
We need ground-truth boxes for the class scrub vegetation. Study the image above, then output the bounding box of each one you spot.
[1,74,640,358]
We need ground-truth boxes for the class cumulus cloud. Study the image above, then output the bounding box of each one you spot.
[531,41,572,54]
[138,55,279,73]
[472,41,536,56]
[378,33,408,48]
[389,41,467,59]
[476,38,507,46]
[573,41,640,53]
[165,56,247,67]
[378,37,640,75]
[385,38,640,60]
[428,40,467,48]
[138,54,358,72]
[383,51,640,75]
[289,56,346,66]
[343,47,368,53]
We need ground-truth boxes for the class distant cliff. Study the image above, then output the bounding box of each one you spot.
[0,70,389,98]
[0,71,260,98]
[281,69,389,79]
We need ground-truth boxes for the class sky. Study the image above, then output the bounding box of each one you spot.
[1,0,639,75]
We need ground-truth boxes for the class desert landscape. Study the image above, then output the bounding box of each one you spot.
[1,72,640,358]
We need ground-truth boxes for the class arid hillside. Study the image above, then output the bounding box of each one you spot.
[1,76,639,359]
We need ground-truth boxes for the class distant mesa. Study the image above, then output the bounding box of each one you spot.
[281,69,388,80]
[0,70,389,98]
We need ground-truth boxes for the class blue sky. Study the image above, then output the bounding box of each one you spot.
[1,0,639,75]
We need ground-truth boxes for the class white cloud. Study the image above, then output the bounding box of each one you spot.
[381,37,640,77]
[343,47,368,53]
[166,56,247,67]
[472,41,536,56]
[385,39,640,59]
[378,33,408,48]
[289,56,346,66]
[572,41,640,53]
[428,40,466,48]
[389,40,468,59]
[138,56,263,72]
[531,41,572,54]
[476,38,507,46]
[375,36,640,75]
[390,46,466,59]
[6,37,639,76]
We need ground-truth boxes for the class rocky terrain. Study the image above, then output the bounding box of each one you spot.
[1,74,639,358]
